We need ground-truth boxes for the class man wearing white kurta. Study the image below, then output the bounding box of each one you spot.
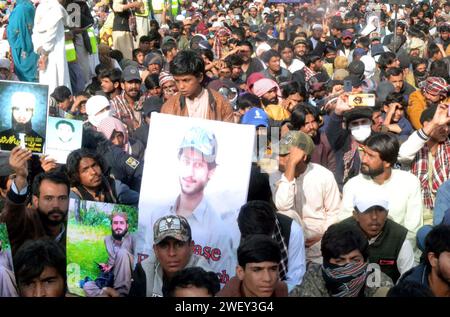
[32,0,72,94]
[339,133,423,261]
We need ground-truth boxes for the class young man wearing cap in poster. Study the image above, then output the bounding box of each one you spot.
[110,65,144,134]
[129,215,215,297]
[340,187,415,283]
[273,131,341,263]
[147,126,234,284]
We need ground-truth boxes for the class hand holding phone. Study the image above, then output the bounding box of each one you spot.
[348,94,376,107]
[344,80,352,93]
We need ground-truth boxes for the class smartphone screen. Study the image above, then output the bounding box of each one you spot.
[344,80,352,93]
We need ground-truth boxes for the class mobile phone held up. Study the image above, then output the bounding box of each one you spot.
[348,94,376,107]
[344,80,352,93]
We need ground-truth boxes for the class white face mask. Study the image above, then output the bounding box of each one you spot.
[350,124,372,142]
[89,110,111,128]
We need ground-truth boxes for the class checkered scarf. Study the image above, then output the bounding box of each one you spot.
[322,261,368,297]
[272,217,289,281]
[343,138,359,184]
[303,66,317,84]
[213,27,231,60]
[410,140,450,209]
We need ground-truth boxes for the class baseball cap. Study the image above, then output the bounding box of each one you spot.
[144,53,163,68]
[241,107,269,128]
[342,29,354,39]
[348,60,365,77]
[343,107,373,125]
[122,65,141,82]
[153,215,191,245]
[279,131,315,156]
[86,95,110,117]
[353,187,389,213]
[178,126,217,164]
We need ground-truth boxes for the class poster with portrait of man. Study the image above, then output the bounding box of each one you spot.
[135,113,255,285]
[0,80,48,154]
[45,117,83,164]
[66,199,138,297]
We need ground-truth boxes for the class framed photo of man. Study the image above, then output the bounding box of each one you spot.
[135,113,255,285]
[45,117,83,164]
[0,80,49,154]
[66,199,138,297]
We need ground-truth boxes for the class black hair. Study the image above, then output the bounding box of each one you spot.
[424,224,450,268]
[132,48,143,60]
[356,36,370,49]
[144,74,161,90]
[110,50,124,63]
[428,43,442,58]
[170,50,205,78]
[387,280,434,297]
[384,92,406,108]
[281,81,300,99]
[429,61,450,82]
[364,132,400,166]
[377,52,397,70]
[165,267,221,297]
[238,40,254,53]
[385,67,403,79]
[236,93,261,111]
[31,170,70,198]
[98,68,122,84]
[231,27,245,41]
[289,103,319,130]
[161,41,177,56]
[305,55,321,67]
[200,48,214,63]
[237,234,281,267]
[13,239,66,296]
[55,119,75,132]
[238,200,276,237]
[411,57,428,70]
[66,148,107,187]
[278,41,293,53]
[247,163,274,205]
[224,54,243,67]
[50,86,72,103]
[139,35,151,43]
[420,104,438,125]
[321,222,369,263]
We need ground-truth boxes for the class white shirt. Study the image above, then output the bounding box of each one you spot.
[341,170,424,252]
[272,163,342,242]
[280,58,305,74]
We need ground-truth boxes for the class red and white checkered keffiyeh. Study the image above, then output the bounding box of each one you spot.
[213,27,231,60]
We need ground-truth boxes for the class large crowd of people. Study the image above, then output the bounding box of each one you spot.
[0,0,450,298]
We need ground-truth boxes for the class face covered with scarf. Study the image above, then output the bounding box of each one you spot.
[322,250,369,297]
[213,27,232,59]
[97,117,130,152]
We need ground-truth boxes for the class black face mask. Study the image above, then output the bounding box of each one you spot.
[171,32,180,39]
[325,57,335,63]
[414,70,427,78]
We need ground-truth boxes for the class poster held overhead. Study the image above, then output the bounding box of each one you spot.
[45,117,83,164]
[0,80,49,154]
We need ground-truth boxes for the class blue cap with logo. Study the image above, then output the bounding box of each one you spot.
[241,107,269,128]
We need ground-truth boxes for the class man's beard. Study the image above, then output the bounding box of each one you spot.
[261,96,278,106]
[112,228,128,241]
[360,164,384,178]
[38,208,67,227]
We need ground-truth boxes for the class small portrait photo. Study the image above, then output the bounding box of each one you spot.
[0,80,49,153]
[45,117,83,164]
[66,199,138,297]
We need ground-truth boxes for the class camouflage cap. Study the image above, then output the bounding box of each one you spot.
[153,215,191,245]
[279,131,315,156]
[178,127,217,164]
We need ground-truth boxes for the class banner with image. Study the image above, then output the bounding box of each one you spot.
[66,199,138,297]
[45,117,83,164]
[0,80,48,154]
[135,113,255,285]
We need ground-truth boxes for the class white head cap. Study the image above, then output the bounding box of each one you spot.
[353,186,389,213]
[11,91,36,110]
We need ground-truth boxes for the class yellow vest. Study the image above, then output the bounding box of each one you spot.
[87,27,98,54]
[65,31,76,62]
[171,0,178,16]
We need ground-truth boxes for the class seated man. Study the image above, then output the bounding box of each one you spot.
[82,212,135,297]
[66,149,139,206]
[290,223,394,297]
[399,224,450,297]
[217,234,288,297]
[13,239,66,297]
[341,187,415,283]
[165,267,221,297]
[128,215,214,297]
